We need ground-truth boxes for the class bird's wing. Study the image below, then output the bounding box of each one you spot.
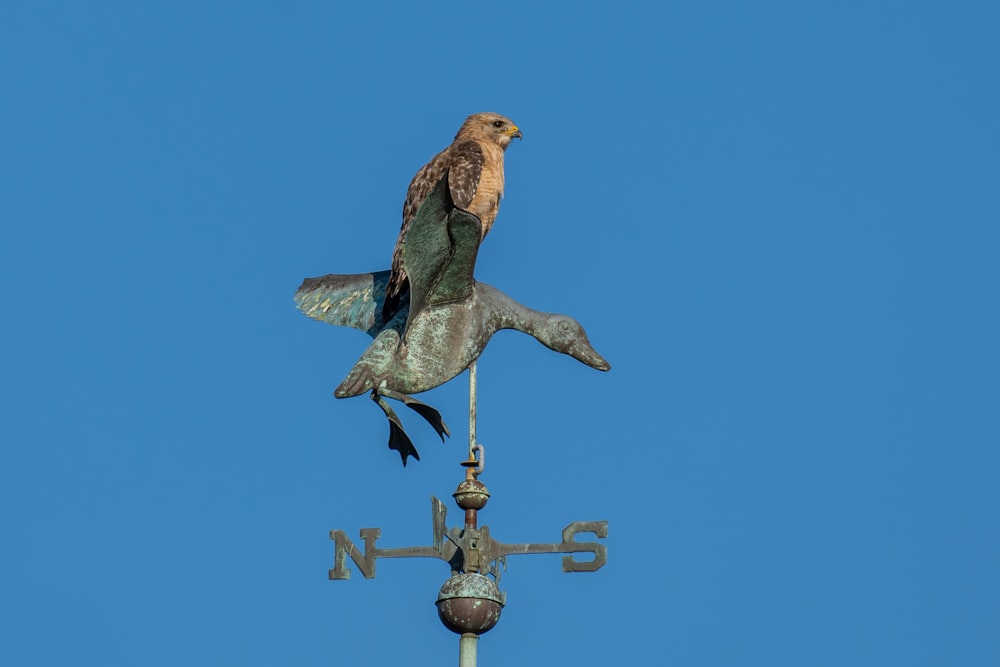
[402,170,484,319]
[386,141,483,314]
[400,174,454,332]
[446,141,485,210]
[294,271,392,338]
[385,145,458,315]
[431,207,482,305]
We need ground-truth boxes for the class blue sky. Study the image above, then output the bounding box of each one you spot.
[2,1,998,665]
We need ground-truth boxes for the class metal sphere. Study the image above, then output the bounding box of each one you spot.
[436,573,505,635]
[453,479,490,510]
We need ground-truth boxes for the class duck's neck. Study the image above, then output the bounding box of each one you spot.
[478,283,549,337]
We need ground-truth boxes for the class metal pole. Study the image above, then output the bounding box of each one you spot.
[459,632,478,667]
[468,361,477,458]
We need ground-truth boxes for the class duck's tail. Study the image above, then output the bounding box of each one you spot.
[335,363,374,398]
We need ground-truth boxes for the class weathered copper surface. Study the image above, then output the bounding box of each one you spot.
[436,573,504,635]
[328,496,607,581]
[296,174,610,464]
[329,450,607,659]
[453,479,490,511]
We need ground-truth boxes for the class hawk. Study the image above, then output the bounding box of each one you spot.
[383,112,521,319]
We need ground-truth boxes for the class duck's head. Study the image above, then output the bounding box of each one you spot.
[457,113,522,150]
[538,315,611,372]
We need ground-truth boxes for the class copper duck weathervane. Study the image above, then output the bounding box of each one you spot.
[295,173,609,464]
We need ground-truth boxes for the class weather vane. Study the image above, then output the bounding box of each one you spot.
[328,447,607,664]
[296,174,610,464]
[295,114,610,664]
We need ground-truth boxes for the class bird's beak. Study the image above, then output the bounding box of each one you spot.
[571,341,611,372]
[506,125,523,140]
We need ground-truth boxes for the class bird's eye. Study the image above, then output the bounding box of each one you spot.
[492,120,504,128]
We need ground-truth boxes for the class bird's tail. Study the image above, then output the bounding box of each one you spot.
[335,363,374,398]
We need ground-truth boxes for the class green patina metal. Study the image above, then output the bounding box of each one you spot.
[295,174,610,464]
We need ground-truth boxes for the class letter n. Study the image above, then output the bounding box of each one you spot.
[329,528,380,580]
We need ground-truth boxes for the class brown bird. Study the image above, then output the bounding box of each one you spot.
[383,112,522,319]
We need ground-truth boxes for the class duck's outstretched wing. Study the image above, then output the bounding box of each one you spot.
[294,271,395,338]
[433,207,482,305]
[402,174,453,329]
[403,171,483,324]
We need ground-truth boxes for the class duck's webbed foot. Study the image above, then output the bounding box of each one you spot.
[380,388,451,442]
[370,391,420,466]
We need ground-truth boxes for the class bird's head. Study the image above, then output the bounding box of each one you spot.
[458,112,522,149]
[538,315,611,372]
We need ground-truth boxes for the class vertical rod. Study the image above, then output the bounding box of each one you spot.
[459,633,478,667]
[468,361,477,458]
